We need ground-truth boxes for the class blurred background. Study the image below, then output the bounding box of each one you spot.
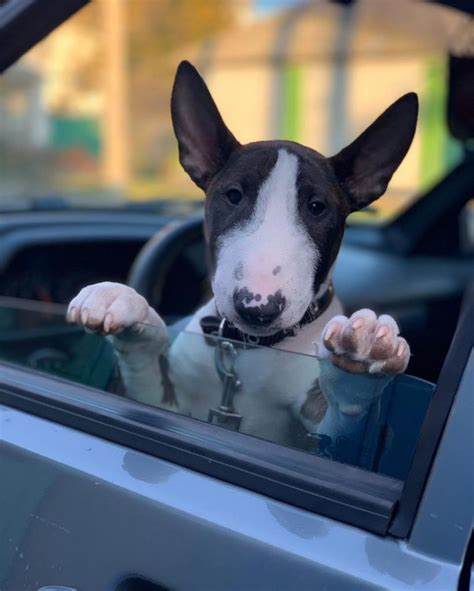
[0,0,471,224]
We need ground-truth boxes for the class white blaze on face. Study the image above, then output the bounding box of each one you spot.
[213,149,320,333]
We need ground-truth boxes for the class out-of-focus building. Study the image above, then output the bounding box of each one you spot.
[170,0,470,219]
[0,63,48,149]
[0,63,53,201]
[0,0,470,217]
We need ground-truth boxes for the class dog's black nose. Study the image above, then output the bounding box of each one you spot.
[233,288,285,326]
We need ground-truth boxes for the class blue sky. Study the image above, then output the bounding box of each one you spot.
[254,0,307,16]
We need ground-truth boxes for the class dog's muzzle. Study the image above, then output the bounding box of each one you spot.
[201,284,334,348]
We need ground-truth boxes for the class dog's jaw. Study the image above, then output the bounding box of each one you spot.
[212,149,320,336]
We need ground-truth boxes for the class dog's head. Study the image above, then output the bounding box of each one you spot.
[171,61,418,336]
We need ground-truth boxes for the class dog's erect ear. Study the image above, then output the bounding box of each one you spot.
[330,93,418,212]
[171,61,240,191]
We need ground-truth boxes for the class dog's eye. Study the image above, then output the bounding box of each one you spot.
[308,199,327,216]
[225,188,243,205]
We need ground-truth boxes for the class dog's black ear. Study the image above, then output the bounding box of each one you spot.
[171,61,240,191]
[330,93,418,212]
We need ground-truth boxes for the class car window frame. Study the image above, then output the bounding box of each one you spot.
[0,0,89,74]
[0,295,472,538]
[389,286,474,537]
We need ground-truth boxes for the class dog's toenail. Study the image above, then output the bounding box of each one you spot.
[397,342,405,357]
[325,324,338,341]
[104,313,113,333]
[81,309,89,324]
[376,326,389,338]
[352,319,363,330]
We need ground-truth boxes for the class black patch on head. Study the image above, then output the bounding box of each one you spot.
[205,140,349,297]
[205,145,279,269]
[291,142,349,292]
[272,265,281,276]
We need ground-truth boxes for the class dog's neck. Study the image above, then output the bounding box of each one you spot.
[200,281,334,347]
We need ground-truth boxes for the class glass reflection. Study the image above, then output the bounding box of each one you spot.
[0,298,435,480]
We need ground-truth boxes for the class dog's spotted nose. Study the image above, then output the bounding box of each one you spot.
[233,288,285,327]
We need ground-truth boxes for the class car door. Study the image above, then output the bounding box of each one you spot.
[0,295,472,591]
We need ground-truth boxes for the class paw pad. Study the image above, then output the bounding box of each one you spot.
[319,310,410,375]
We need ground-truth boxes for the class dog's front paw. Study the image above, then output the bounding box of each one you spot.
[67,282,155,335]
[318,309,410,375]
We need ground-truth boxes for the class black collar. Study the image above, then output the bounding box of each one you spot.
[200,284,334,347]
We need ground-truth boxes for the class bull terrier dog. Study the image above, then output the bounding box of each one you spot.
[67,61,418,449]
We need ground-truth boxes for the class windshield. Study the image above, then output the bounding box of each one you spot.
[0,0,469,223]
[0,296,435,481]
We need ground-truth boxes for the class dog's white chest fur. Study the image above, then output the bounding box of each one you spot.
[168,296,343,445]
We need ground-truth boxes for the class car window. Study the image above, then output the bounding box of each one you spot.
[0,297,434,482]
